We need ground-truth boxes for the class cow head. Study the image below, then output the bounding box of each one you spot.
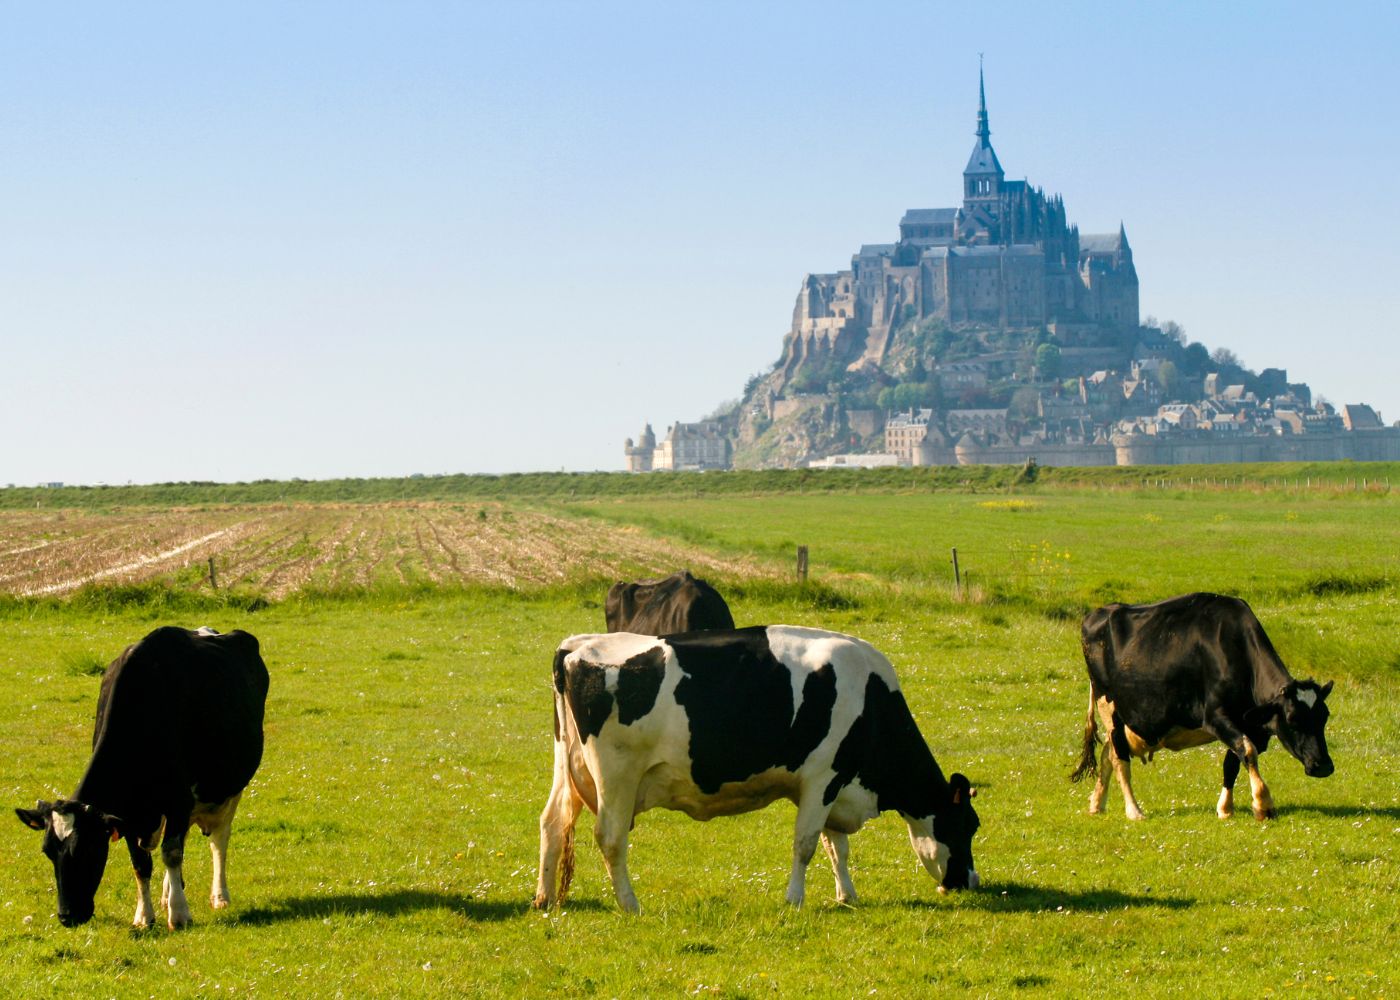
[920,772,981,893]
[15,799,121,926]
[1247,680,1335,778]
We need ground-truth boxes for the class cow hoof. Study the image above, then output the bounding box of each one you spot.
[1254,808,1276,822]
[1125,810,1145,821]
[210,894,230,911]
[167,916,193,931]
[132,915,154,931]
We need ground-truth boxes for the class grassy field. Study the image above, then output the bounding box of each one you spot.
[0,477,1396,997]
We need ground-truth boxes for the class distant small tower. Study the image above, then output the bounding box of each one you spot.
[624,423,657,472]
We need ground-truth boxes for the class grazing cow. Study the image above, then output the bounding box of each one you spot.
[604,570,735,635]
[16,626,268,928]
[534,625,980,913]
[1070,593,1334,821]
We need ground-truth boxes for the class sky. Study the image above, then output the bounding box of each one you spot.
[3,1,1397,484]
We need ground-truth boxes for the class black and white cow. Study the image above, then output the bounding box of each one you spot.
[16,626,268,928]
[534,625,980,913]
[604,570,735,635]
[1070,593,1334,821]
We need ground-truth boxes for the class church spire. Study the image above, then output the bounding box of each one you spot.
[964,57,1004,200]
[976,55,991,145]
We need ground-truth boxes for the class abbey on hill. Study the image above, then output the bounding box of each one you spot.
[623,70,1397,471]
[782,66,1138,385]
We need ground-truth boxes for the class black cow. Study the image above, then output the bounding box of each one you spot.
[604,570,735,634]
[534,625,980,912]
[16,626,268,928]
[1070,593,1333,821]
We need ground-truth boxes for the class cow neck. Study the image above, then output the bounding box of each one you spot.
[71,724,161,831]
[72,664,166,833]
[1244,620,1294,702]
[870,689,948,820]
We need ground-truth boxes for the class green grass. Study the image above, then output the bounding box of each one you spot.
[1,485,1397,997]
[3,460,1396,510]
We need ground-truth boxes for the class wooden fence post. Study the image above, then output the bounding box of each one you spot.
[951,547,962,597]
[796,545,809,583]
[208,557,218,590]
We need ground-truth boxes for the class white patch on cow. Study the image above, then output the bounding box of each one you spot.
[193,626,220,636]
[51,810,76,841]
[1295,688,1318,709]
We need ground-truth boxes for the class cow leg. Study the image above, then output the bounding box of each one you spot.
[161,823,194,929]
[593,773,643,914]
[1207,717,1275,820]
[1088,741,1113,815]
[1106,737,1145,821]
[127,839,156,929]
[785,793,831,908]
[821,831,856,905]
[205,793,241,910]
[1217,749,1242,819]
[534,740,585,910]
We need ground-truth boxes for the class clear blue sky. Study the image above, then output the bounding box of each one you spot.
[3,1,1397,484]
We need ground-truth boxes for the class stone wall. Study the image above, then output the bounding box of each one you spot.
[1113,429,1400,466]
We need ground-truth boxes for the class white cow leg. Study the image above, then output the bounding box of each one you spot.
[161,835,193,929]
[534,742,584,909]
[127,838,156,929]
[1218,748,1241,819]
[133,874,155,928]
[1241,740,1276,820]
[594,779,642,914]
[821,831,857,905]
[207,793,241,910]
[785,795,829,908]
[1109,742,1145,821]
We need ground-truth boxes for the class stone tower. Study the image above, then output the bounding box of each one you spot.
[962,63,1004,217]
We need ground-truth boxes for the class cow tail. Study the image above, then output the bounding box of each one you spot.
[1070,685,1101,783]
[557,824,576,904]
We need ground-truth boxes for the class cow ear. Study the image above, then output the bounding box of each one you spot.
[1320,680,1334,699]
[949,773,973,805]
[15,805,49,831]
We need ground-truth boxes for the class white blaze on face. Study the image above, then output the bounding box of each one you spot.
[51,811,76,842]
[1296,688,1318,710]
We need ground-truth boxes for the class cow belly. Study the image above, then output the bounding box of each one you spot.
[1097,696,1215,760]
[1123,725,1216,758]
[190,796,240,836]
[825,781,879,834]
[637,765,801,821]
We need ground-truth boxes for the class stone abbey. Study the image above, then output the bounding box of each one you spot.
[624,67,1398,471]
[781,67,1138,383]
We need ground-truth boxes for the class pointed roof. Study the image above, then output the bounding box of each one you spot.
[965,61,1004,177]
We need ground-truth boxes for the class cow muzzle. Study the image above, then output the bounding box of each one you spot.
[57,908,92,928]
[1306,758,1334,778]
[937,868,980,893]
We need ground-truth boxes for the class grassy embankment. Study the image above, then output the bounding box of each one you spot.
[0,473,1395,997]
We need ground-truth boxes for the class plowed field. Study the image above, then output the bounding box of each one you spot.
[0,504,770,598]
